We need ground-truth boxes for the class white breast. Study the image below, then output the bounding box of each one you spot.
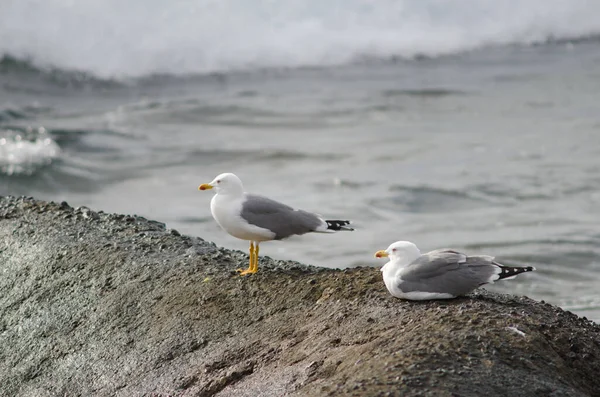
[210,194,275,242]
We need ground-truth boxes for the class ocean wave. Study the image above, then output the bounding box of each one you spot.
[131,100,349,128]
[0,104,55,122]
[381,88,470,98]
[0,128,61,176]
[184,148,344,165]
[0,55,122,90]
[371,185,491,213]
[0,126,145,196]
[1,0,599,79]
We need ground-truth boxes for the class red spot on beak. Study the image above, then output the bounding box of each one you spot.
[374,250,388,259]
[199,186,206,190]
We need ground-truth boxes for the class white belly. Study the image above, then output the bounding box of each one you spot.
[382,263,456,301]
[388,287,456,301]
[210,195,275,242]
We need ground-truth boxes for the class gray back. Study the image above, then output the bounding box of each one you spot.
[240,194,323,240]
[398,249,498,296]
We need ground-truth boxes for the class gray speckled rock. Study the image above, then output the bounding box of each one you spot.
[1,196,599,397]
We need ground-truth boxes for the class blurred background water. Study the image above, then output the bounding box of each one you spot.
[1,0,599,321]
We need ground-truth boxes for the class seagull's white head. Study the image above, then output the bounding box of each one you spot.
[374,241,421,264]
[198,172,244,195]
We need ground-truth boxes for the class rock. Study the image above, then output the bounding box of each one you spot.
[0,195,599,397]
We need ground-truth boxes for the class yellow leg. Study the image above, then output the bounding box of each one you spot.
[252,243,260,273]
[237,241,256,275]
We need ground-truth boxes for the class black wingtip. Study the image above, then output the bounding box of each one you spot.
[325,220,354,231]
[498,265,535,280]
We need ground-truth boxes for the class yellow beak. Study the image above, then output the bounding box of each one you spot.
[198,183,214,191]
[374,250,389,258]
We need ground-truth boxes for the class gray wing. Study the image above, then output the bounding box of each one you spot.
[240,194,325,240]
[398,249,498,296]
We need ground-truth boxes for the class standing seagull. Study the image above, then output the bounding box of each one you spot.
[199,173,353,275]
[374,241,535,300]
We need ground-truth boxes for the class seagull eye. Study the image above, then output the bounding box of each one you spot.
[216,180,221,184]
[392,248,397,252]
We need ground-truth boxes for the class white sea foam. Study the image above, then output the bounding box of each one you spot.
[0,128,61,176]
[1,0,599,78]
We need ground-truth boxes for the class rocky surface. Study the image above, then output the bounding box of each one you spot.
[1,196,599,397]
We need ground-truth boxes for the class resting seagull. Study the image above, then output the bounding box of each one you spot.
[199,173,353,275]
[374,241,535,300]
